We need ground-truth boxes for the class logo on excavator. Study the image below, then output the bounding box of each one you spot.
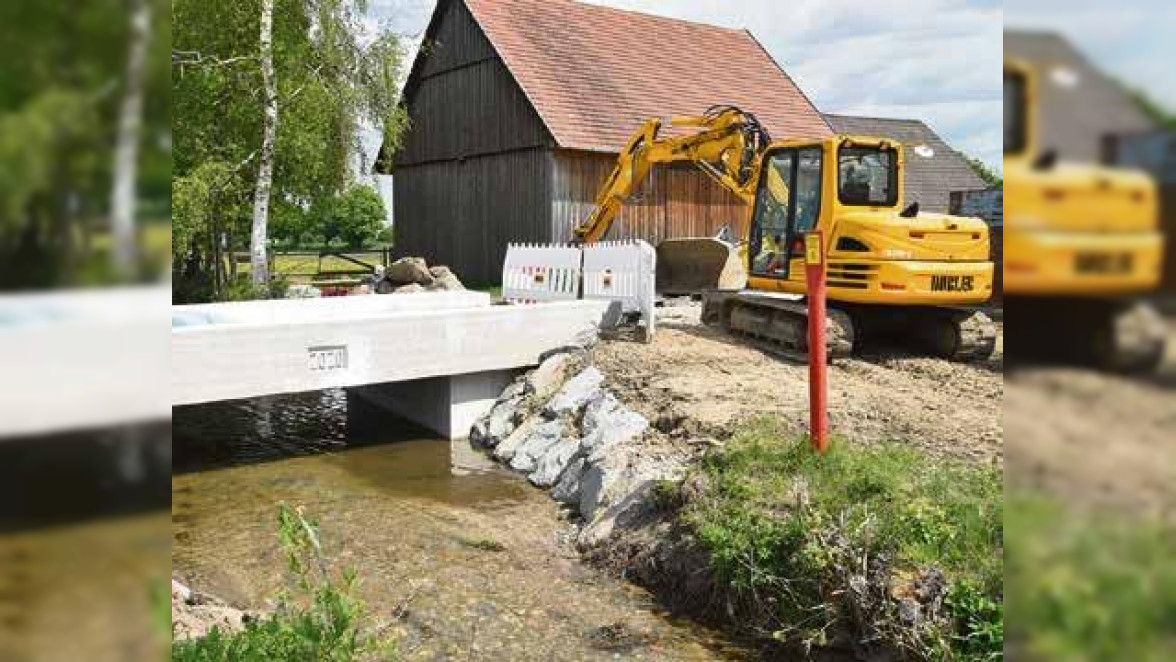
[930,275,974,292]
[1075,252,1133,274]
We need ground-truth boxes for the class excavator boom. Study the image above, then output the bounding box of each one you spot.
[572,105,770,244]
[570,106,779,295]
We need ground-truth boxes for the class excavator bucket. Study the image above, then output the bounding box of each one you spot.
[655,237,747,296]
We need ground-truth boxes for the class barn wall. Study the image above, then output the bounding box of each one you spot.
[550,150,746,243]
[393,149,552,285]
[396,0,553,167]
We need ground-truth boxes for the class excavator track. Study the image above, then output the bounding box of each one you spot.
[1005,297,1166,373]
[702,291,997,362]
[848,304,997,361]
[702,291,853,361]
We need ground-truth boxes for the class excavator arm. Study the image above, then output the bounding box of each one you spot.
[572,106,774,244]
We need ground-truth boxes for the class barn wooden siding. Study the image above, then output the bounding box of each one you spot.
[394,150,552,286]
[392,0,556,284]
[550,150,746,243]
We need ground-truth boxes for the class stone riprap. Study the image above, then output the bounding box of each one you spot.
[469,351,683,548]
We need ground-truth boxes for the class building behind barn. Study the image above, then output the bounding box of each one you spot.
[377,0,831,284]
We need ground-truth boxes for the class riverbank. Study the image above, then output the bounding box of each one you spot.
[468,302,1004,659]
[172,390,754,660]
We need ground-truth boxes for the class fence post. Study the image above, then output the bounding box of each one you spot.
[805,231,829,454]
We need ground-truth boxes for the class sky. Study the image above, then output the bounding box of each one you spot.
[364,0,1006,171]
[1004,0,1176,112]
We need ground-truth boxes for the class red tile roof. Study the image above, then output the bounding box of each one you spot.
[463,0,832,152]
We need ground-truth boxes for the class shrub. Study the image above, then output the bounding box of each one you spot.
[172,503,396,661]
[684,418,1002,658]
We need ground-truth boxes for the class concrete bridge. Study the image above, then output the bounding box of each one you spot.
[1,287,611,440]
[172,291,611,438]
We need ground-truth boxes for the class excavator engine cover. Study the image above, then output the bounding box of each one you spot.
[655,237,747,296]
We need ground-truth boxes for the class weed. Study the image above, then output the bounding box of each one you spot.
[649,478,684,511]
[682,418,1002,658]
[172,503,396,661]
[457,536,506,552]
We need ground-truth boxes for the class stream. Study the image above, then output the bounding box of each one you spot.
[172,389,752,660]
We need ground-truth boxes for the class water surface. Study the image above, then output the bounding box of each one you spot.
[173,390,750,660]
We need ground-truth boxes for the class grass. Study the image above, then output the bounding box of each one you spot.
[172,503,396,661]
[1006,493,1176,661]
[456,536,506,552]
[679,418,1002,659]
[236,252,386,282]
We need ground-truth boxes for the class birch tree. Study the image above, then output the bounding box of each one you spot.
[112,0,152,277]
[173,0,411,301]
[250,0,277,287]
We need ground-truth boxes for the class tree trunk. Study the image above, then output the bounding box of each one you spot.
[112,0,151,279]
[250,0,278,289]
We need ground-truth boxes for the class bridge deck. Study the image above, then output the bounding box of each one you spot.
[172,295,610,407]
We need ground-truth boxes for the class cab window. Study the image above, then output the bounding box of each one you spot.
[749,147,823,277]
[750,151,793,275]
[1005,71,1027,155]
[794,149,822,232]
[838,146,896,206]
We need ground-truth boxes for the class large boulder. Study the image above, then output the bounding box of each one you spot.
[529,352,583,403]
[393,282,425,294]
[578,479,663,549]
[386,257,434,286]
[426,265,465,291]
[545,367,605,417]
[578,447,633,521]
[551,457,586,504]
[529,438,582,488]
[509,419,567,473]
[493,413,543,462]
[469,376,533,448]
[581,393,648,453]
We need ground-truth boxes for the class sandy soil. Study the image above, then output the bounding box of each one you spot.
[1004,319,1176,523]
[593,303,1003,467]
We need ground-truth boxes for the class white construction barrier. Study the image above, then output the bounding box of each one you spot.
[502,240,656,341]
[502,243,581,303]
[582,240,656,340]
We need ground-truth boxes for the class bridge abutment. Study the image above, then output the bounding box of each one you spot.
[346,369,516,440]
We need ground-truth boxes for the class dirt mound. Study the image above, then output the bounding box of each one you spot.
[593,303,1002,466]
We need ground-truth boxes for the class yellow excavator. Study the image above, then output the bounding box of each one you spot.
[571,105,997,360]
[1003,60,1167,371]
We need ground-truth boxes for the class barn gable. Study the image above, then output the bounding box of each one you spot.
[383,0,554,170]
[383,0,834,283]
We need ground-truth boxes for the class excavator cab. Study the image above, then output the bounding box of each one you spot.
[747,141,899,281]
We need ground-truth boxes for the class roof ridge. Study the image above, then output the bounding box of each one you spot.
[566,0,747,34]
[823,112,930,126]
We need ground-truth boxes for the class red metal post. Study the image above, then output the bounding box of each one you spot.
[805,231,829,453]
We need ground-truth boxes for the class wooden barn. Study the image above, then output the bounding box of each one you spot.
[376,0,832,284]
